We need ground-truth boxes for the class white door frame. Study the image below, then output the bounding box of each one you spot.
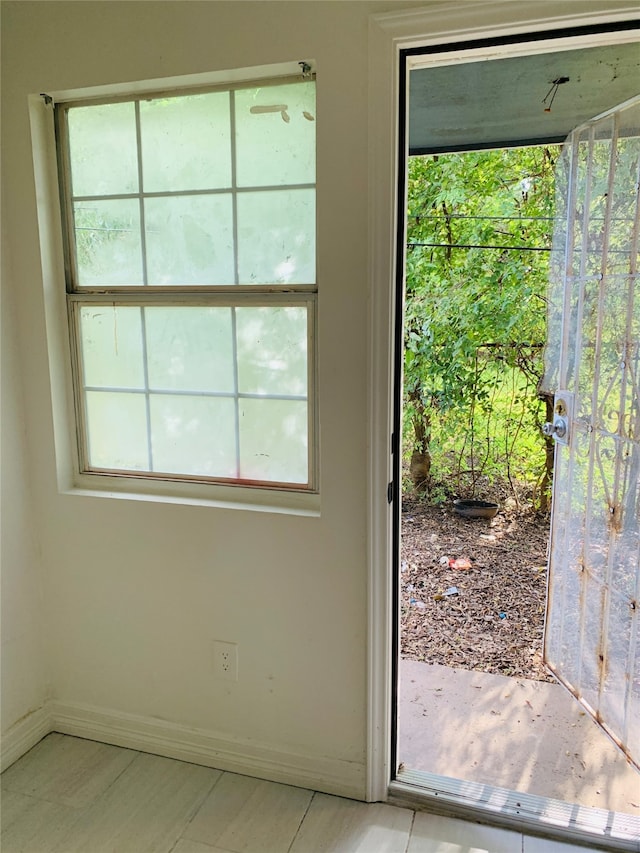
[366,0,640,804]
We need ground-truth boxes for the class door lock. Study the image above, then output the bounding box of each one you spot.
[542,392,573,446]
[542,416,567,440]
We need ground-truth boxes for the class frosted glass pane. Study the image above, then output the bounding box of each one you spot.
[140,92,232,192]
[150,395,236,477]
[235,81,315,187]
[600,590,633,738]
[630,652,640,762]
[145,195,234,285]
[239,399,307,483]
[75,200,143,286]
[236,307,307,395]
[606,137,640,275]
[80,306,144,389]
[237,189,315,284]
[68,102,138,196]
[145,307,234,392]
[85,391,148,470]
[580,577,605,711]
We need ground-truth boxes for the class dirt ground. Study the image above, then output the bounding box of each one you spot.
[400,498,553,682]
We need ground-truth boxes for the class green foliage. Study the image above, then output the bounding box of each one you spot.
[74,203,133,272]
[404,145,561,508]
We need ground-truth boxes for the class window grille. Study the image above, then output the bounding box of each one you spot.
[55,75,317,491]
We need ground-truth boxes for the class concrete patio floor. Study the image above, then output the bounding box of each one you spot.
[398,659,640,816]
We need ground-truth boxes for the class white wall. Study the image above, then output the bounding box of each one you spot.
[1,0,422,796]
[0,220,49,749]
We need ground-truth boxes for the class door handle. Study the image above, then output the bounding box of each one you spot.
[541,392,573,446]
[542,415,567,440]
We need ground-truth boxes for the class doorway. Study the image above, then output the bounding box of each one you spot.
[374,8,640,844]
[396,138,637,812]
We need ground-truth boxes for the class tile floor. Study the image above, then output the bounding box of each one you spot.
[0,733,611,852]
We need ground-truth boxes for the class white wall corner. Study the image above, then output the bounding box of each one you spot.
[1,704,52,773]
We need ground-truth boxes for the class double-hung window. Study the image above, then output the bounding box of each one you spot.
[55,72,317,494]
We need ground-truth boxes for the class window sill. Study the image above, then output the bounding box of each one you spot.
[64,473,321,516]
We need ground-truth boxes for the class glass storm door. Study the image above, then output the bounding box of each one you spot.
[542,96,640,771]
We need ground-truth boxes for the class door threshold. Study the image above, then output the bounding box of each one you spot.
[389,769,640,851]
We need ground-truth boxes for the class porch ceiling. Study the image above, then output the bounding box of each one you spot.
[409,39,640,154]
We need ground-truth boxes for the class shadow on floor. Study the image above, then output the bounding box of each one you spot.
[397,659,640,815]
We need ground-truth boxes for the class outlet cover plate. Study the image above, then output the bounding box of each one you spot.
[213,640,238,681]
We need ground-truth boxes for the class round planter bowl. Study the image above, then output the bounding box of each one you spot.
[453,499,499,519]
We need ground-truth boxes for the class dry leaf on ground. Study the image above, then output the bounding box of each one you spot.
[400,499,553,682]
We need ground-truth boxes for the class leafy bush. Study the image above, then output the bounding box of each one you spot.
[404,145,561,510]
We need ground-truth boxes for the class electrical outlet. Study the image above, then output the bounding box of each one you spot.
[213,640,238,681]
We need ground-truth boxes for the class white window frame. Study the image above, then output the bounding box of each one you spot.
[30,62,320,516]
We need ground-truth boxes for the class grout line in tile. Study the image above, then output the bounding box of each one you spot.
[0,741,141,826]
[286,788,317,853]
[404,808,417,853]
[172,764,225,848]
[88,742,140,802]
[2,737,137,810]
[1,788,92,851]
[0,789,86,811]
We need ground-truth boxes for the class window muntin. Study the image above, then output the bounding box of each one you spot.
[58,75,316,490]
[63,80,316,289]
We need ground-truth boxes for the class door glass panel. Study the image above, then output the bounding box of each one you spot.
[600,589,634,739]
[544,96,640,770]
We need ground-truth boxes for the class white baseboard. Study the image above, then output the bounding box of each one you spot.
[1,704,52,772]
[49,700,365,800]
